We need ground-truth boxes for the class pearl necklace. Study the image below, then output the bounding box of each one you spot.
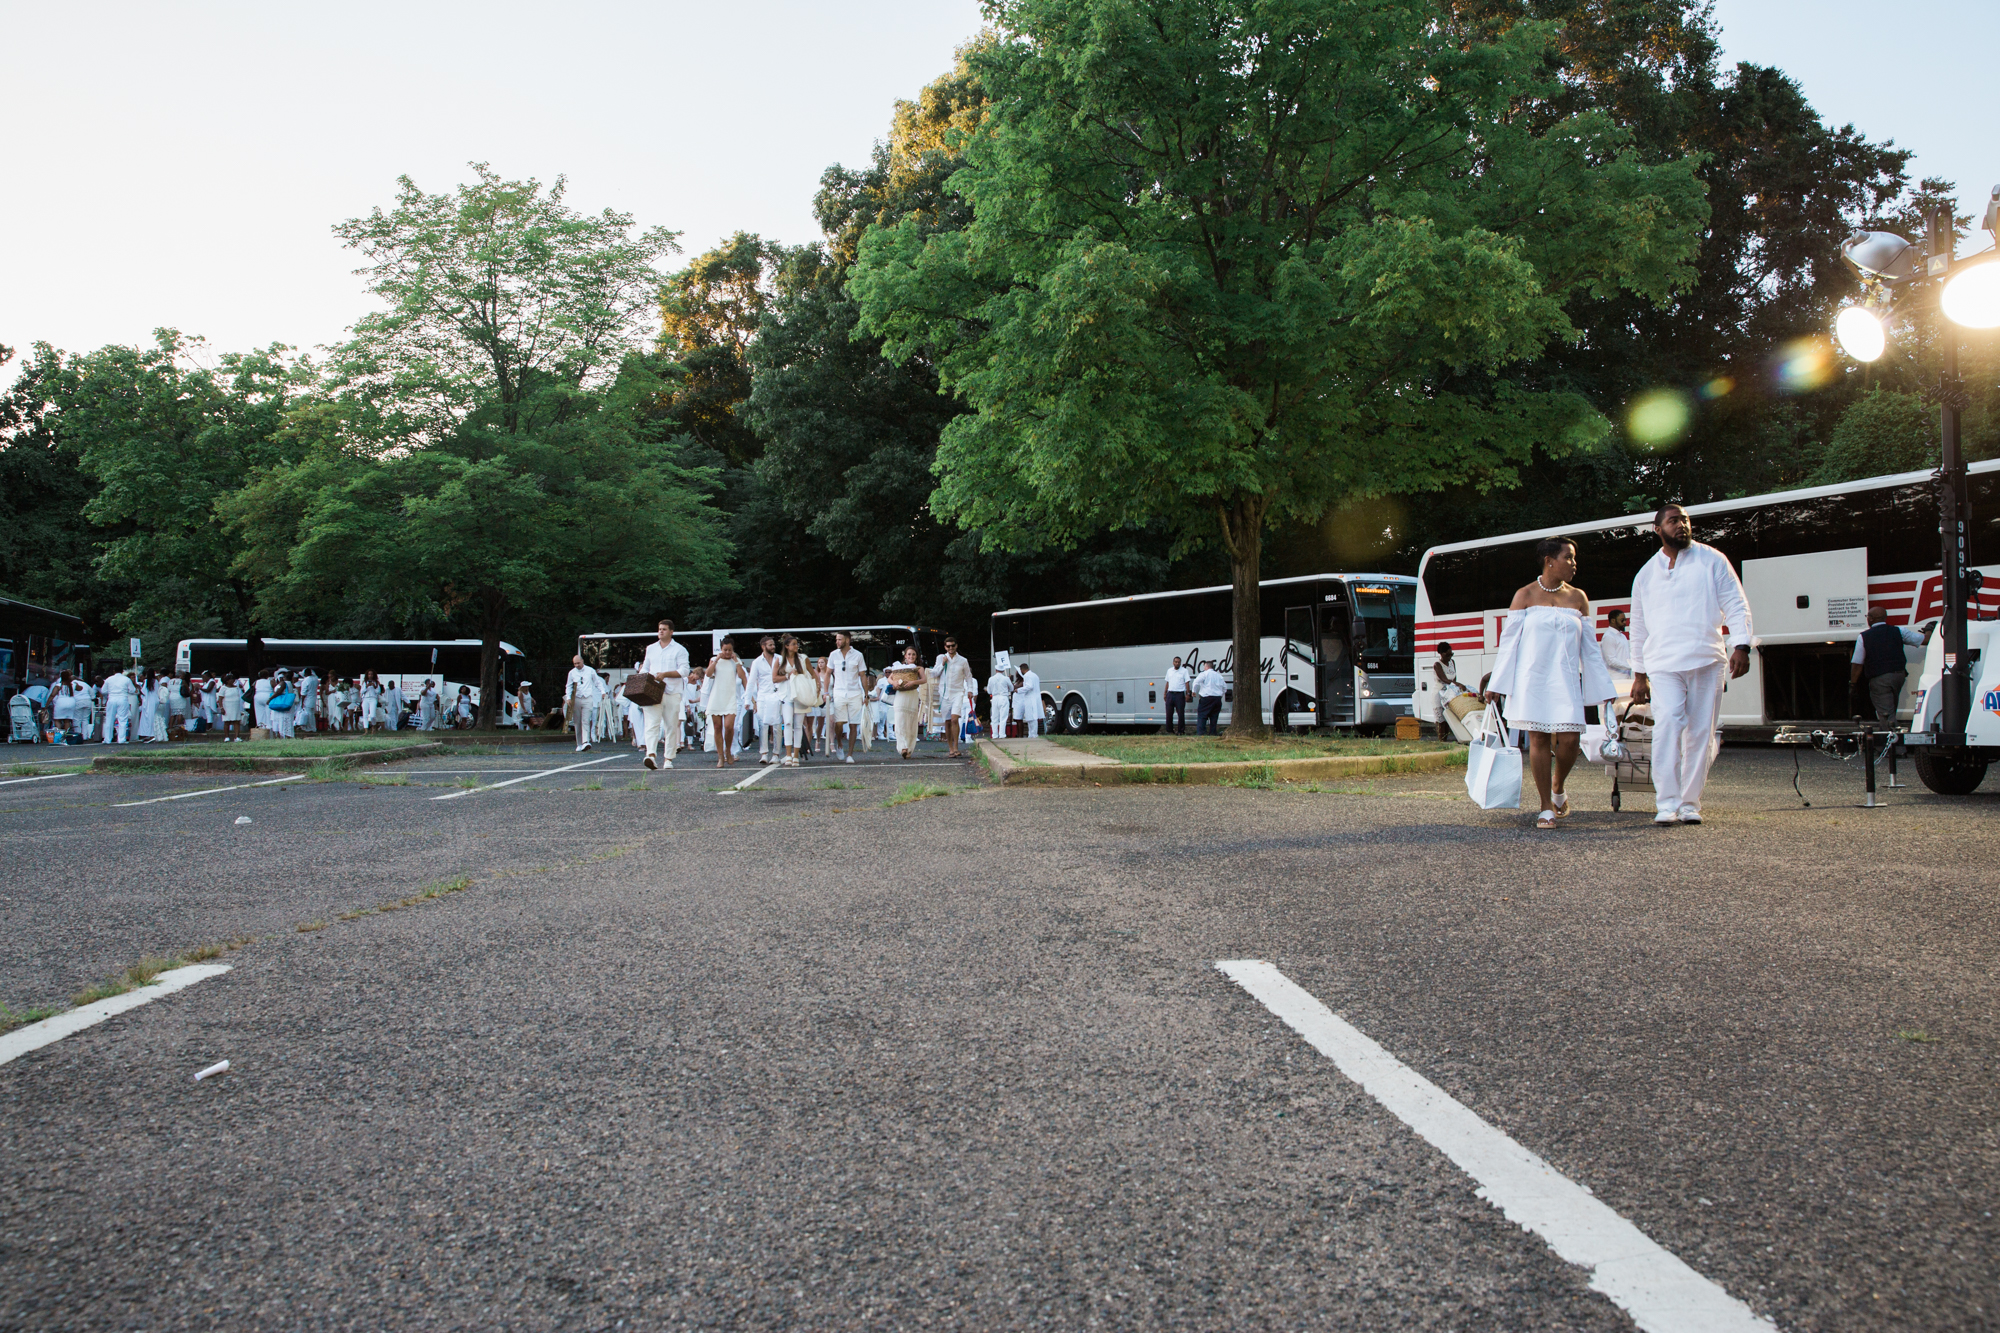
[1537,575,1566,593]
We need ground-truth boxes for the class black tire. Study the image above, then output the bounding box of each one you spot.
[1272,694,1292,733]
[1914,750,1989,795]
[1061,696,1089,735]
[1041,694,1057,735]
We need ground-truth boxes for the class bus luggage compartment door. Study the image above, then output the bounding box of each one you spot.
[1740,547,1869,726]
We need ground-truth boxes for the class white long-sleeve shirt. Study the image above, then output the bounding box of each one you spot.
[933,652,973,699]
[566,665,604,702]
[640,638,690,692]
[1598,627,1632,677]
[1629,542,1753,674]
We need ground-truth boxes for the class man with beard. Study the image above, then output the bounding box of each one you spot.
[1629,504,1753,827]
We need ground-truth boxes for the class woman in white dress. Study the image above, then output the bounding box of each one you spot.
[705,640,749,767]
[1484,537,1619,829]
[361,672,384,732]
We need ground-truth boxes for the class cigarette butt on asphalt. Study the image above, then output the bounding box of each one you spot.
[234,816,252,825]
[194,1060,230,1082]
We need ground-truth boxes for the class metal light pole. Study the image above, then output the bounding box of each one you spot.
[1928,207,1973,746]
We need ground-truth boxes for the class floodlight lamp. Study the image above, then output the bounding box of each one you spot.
[1942,258,2000,329]
[1833,304,1887,362]
[1841,231,1918,282]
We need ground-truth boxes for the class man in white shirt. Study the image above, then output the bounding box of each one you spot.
[638,619,690,769]
[986,663,1013,739]
[1013,661,1043,737]
[1597,611,1634,693]
[932,638,974,758]
[748,635,783,763]
[102,667,137,744]
[383,677,404,731]
[827,631,869,763]
[1193,661,1228,735]
[1849,606,1927,722]
[1164,656,1192,734]
[566,654,605,752]
[1630,504,1753,826]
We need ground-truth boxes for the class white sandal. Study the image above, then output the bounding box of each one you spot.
[1535,809,1557,829]
[1552,792,1570,818]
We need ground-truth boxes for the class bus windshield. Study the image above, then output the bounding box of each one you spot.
[1352,585,1415,658]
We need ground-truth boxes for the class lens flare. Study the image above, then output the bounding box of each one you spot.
[1942,262,2000,329]
[1773,338,1836,393]
[1627,390,1690,449]
[1698,376,1735,400]
[1833,306,1887,362]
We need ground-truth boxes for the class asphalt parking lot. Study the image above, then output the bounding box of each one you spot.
[2,739,1995,1330]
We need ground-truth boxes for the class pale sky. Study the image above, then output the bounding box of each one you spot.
[1,0,1993,378]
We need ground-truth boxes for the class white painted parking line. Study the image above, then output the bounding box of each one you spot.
[112,774,307,807]
[430,754,616,800]
[0,964,232,1069]
[1216,960,1773,1333]
[717,763,781,794]
[0,771,82,787]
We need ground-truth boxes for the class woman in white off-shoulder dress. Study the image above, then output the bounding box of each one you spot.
[1484,537,1619,828]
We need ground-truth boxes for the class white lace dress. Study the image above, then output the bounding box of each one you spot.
[1487,605,1619,734]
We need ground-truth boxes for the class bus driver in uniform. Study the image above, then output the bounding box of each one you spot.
[1850,606,1926,722]
[1164,656,1192,735]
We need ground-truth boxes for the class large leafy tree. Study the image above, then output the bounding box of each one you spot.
[43,330,315,654]
[1387,0,1921,558]
[850,0,1706,732]
[237,167,728,725]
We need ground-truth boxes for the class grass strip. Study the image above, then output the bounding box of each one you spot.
[0,935,254,1036]
[157,736,435,758]
[1045,733,1445,765]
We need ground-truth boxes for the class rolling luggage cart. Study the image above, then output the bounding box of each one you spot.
[8,694,39,744]
[1605,703,1652,812]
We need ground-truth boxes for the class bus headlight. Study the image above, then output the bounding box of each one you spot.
[1357,669,1372,698]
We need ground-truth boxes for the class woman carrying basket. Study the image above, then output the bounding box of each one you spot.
[1483,537,1619,830]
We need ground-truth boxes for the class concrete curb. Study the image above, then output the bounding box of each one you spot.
[92,742,445,775]
[976,739,1466,786]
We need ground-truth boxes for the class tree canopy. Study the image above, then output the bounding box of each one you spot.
[850,0,1707,730]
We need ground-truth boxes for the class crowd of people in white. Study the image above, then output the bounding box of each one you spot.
[564,622,1044,770]
[35,666,513,743]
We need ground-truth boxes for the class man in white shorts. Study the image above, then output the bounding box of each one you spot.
[1014,659,1042,738]
[827,631,870,762]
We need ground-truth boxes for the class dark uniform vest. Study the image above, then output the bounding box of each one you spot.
[1860,621,1909,680]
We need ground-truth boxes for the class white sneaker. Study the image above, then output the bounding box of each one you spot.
[1653,811,1678,826]
[1677,804,1701,824]
[644,755,657,770]
[660,759,673,769]
[845,755,854,764]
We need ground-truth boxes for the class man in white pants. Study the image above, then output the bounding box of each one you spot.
[102,667,136,743]
[1630,503,1753,826]
[986,662,1012,739]
[1014,660,1042,738]
[749,635,783,763]
[565,654,604,752]
[638,619,690,770]
[827,631,869,762]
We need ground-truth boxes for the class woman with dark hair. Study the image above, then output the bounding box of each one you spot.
[1483,536,1619,829]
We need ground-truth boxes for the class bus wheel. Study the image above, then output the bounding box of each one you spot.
[1061,697,1089,735]
[1914,750,1989,795]
[1272,693,1297,733]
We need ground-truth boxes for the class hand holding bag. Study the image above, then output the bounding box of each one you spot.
[790,669,823,709]
[1464,703,1523,810]
[623,673,664,708]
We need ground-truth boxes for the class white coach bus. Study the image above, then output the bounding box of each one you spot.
[990,574,1417,734]
[1414,461,2000,731]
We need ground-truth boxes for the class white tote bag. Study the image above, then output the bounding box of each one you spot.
[1464,705,1523,810]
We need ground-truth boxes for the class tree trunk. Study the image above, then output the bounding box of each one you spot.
[477,591,506,731]
[1217,495,1270,739]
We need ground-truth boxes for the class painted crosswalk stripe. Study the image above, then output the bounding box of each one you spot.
[0,965,232,1068]
[430,754,616,800]
[1216,960,1774,1333]
[113,774,307,807]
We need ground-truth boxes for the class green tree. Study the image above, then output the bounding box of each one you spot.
[851,0,1705,731]
[44,330,315,655]
[247,167,728,724]
[1809,389,1936,485]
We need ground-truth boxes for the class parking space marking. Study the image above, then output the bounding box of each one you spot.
[430,755,617,800]
[0,964,232,1069]
[1217,960,1773,1333]
[718,763,781,794]
[0,771,82,788]
[112,774,307,807]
